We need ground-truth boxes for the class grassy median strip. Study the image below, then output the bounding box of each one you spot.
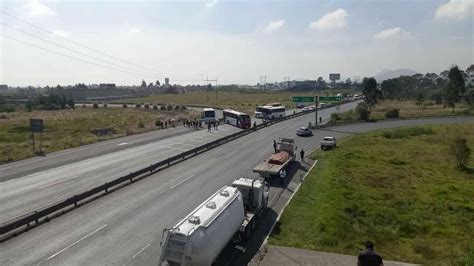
[269,124,474,265]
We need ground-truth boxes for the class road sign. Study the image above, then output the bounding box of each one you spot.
[292,96,315,103]
[318,96,342,102]
[30,119,44,133]
[329,73,340,81]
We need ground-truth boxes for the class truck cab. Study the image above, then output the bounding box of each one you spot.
[231,177,269,239]
[231,177,268,213]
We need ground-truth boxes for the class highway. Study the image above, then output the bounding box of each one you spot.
[0,103,353,224]
[0,125,241,222]
[3,103,471,265]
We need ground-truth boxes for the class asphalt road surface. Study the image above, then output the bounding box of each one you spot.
[4,105,470,265]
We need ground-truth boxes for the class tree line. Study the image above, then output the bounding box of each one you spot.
[361,65,473,113]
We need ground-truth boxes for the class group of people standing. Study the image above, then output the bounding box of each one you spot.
[207,121,220,132]
[183,119,201,130]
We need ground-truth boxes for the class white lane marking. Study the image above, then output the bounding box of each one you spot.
[169,175,195,190]
[223,151,238,159]
[35,176,77,190]
[0,178,18,184]
[47,224,108,260]
[132,243,151,258]
[160,146,187,151]
[118,142,129,146]
[160,141,194,147]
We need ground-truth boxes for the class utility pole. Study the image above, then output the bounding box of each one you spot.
[284,77,290,89]
[205,77,218,101]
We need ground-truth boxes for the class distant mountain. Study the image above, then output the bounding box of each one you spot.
[374,69,418,81]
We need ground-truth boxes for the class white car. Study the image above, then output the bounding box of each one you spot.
[296,127,312,136]
[321,136,337,150]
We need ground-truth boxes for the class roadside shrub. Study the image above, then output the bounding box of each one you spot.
[123,104,128,108]
[155,119,162,127]
[424,102,434,107]
[82,104,86,108]
[135,103,141,108]
[356,102,370,121]
[153,104,158,110]
[167,104,173,111]
[385,109,400,118]
[103,103,108,108]
[180,105,187,111]
[144,104,150,109]
[382,127,434,139]
[330,113,341,123]
[450,137,471,169]
[174,105,180,111]
[0,104,15,113]
[25,101,35,112]
[160,105,166,111]
[138,120,145,129]
[92,103,98,109]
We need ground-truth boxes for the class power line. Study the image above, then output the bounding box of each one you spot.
[1,22,163,79]
[0,33,163,79]
[0,10,201,82]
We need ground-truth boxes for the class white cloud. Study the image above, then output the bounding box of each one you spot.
[309,9,348,30]
[206,0,218,9]
[373,27,410,40]
[128,28,142,34]
[435,0,472,20]
[52,30,69,38]
[264,20,286,33]
[22,0,56,17]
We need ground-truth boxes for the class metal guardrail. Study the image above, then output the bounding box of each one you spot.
[0,104,334,237]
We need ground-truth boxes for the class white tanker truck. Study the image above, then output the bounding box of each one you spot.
[158,177,269,266]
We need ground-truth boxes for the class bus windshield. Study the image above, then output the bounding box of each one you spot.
[240,115,251,122]
[204,110,215,117]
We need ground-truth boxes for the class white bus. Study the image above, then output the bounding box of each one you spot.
[255,106,286,120]
[201,108,216,124]
[223,109,251,129]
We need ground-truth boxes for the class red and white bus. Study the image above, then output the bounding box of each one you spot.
[223,109,251,129]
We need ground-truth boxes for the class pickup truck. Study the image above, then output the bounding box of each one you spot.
[253,138,296,179]
[321,136,337,150]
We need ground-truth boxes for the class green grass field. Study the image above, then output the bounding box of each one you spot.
[116,90,352,114]
[0,107,197,164]
[269,124,474,265]
[370,100,473,119]
[329,100,473,124]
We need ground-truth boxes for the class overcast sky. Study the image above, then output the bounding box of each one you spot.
[0,0,472,86]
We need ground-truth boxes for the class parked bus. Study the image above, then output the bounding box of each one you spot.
[223,109,251,129]
[255,106,286,120]
[266,102,281,107]
[201,108,216,124]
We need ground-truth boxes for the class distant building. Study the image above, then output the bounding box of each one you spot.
[0,85,7,91]
[99,83,116,89]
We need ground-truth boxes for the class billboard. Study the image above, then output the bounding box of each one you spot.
[329,73,340,81]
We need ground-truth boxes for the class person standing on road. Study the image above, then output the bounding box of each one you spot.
[279,169,286,186]
[253,121,257,130]
[300,148,305,162]
[357,241,384,266]
[273,140,277,153]
[208,122,212,132]
[319,116,322,124]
